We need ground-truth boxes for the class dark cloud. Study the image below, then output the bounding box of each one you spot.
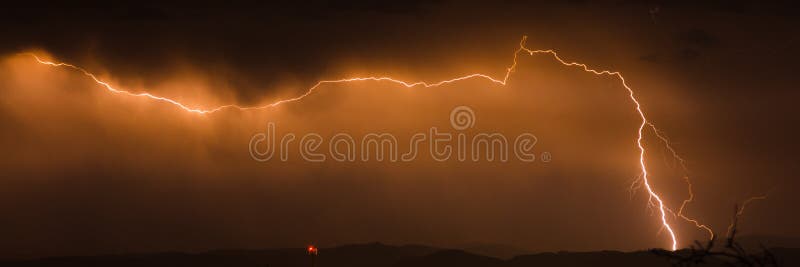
[677,28,718,47]
[638,53,660,63]
[677,48,701,60]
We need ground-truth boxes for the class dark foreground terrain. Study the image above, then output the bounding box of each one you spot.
[2,243,798,267]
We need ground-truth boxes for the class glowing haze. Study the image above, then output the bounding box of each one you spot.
[0,2,794,260]
[19,35,717,251]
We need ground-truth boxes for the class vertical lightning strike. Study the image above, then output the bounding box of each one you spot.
[647,125,715,240]
[514,38,678,250]
[26,36,696,250]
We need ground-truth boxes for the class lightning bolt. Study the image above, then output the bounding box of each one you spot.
[25,36,701,250]
[647,125,715,240]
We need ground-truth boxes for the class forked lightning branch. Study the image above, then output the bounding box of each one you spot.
[27,36,710,250]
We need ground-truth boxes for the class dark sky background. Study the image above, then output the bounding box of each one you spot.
[0,1,798,259]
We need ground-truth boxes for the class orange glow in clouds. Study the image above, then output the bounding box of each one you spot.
[27,36,718,251]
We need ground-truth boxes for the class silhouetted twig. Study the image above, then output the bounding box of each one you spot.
[652,205,779,267]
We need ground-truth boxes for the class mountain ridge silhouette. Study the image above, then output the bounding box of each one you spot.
[2,241,798,267]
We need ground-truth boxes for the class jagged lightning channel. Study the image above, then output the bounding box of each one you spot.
[28,36,702,250]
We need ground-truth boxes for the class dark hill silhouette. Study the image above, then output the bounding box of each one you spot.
[460,244,532,259]
[394,249,505,267]
[2,242,798,267]
[313,242,437,267]
[508,251,670,267]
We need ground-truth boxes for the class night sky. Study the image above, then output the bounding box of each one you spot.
[0,1,798,259]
